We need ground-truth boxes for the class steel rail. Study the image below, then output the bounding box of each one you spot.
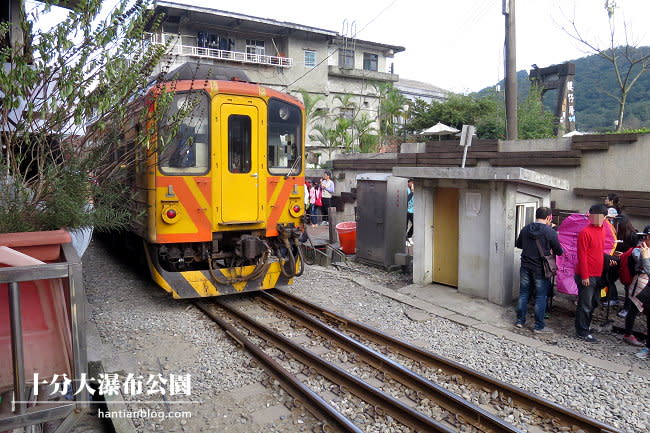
[211,299,458,433]
[271,289,623,433]
[194,302,363,433]
[259,291,522,433]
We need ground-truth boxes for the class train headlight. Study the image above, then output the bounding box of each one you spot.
[289,203,302,217]
[162,206,180,224]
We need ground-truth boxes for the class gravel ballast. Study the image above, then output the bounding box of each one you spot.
[286,267,650,433]
[83,240,649,433]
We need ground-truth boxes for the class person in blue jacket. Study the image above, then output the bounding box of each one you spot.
[406,179,414,246]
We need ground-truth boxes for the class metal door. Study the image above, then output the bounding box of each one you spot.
[356,179,387,264]
[433,188,459,286]
[217,98,261,224]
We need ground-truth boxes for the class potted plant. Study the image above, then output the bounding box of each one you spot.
[0,0,169,247]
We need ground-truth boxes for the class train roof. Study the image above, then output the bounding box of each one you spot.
[165,63,250,82]
[151,63,303,109]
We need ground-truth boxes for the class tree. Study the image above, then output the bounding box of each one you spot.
[354,112,377,153]
[401,98,434,133]
[309,123,338,161]
[473,91,505,139]
[563,0,650,131]
[375,82,408,138]
[404,94,496,134]
[297,89,326,128]
[517,85,556,139]
[0,0,169,233]
[332,93,358,151]
[309,92,379,155]
[404,89,555,140]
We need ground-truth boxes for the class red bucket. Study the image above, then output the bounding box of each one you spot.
[335,222,357,255]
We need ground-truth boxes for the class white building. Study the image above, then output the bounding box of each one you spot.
[149,1,408,157]
[396,78,449,104]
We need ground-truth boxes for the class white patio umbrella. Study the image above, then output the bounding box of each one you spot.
[420,122,460,140]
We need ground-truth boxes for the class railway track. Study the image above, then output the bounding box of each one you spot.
[195,290,623,433]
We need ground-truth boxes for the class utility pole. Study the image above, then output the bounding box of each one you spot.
[503,0,517,140]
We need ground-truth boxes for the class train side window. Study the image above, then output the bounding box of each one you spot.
[228,115,251,173]
[159,92,210,175]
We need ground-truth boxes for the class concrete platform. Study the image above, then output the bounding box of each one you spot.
[304,222,334,244]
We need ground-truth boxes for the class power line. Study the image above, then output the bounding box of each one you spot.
[284,0,399,90]
[437,0,493,59]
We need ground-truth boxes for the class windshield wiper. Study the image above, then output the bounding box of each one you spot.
[284,155,301,179]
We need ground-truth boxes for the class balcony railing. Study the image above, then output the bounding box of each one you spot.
[146,33,293,68]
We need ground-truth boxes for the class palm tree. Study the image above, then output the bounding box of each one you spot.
[298,89,327,125]
[333,93,364,151]
[375,82,409,140]
[309,124,339,162]
[354,113,377,152]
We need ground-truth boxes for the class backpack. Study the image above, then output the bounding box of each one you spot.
[619,247,637,286]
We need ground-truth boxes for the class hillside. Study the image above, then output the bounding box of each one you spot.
[475,48,650,131]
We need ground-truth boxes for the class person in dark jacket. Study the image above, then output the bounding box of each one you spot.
[604,193,622,215]
[605,214,638,309]
[515,207,563,333]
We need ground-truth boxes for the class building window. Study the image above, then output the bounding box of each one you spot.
[246,39,265,61]
[304,50,316,67]
[339,49,354,69]
[515,203,537,238]
[363,53,378,71]
[340,108,354,120]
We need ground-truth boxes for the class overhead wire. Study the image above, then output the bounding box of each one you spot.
[417,0,494,92]
[284,0,399,90]
[435,0,493,55]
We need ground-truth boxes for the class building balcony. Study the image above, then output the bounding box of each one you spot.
[146,33,293,68]
[328,65,398,82]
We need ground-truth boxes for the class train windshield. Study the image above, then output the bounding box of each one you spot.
[158,92,210,175]
[267,98,302,175]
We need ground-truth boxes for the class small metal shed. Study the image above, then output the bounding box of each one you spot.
[355,173,407,269]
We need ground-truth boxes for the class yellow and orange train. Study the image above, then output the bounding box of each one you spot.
[124,64,306,298]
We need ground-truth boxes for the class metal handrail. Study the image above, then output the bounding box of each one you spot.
[0,242,87,432]
[145,33,293,67]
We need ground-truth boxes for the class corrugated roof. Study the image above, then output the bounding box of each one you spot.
[397,78,448,94]
[156,1,337,37]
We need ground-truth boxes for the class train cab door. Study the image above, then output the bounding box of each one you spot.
[216,96,263,224]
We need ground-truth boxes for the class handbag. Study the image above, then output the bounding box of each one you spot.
[315,188,323,207]
[535,238,557,280]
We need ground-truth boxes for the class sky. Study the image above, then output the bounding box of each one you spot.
[178,0,650,93]
[34,0,650,94]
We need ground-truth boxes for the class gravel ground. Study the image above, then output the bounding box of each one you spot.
[285,266,650,433]
[84,239,315,433]
[331,261,650,372]
[84,238,649,433]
